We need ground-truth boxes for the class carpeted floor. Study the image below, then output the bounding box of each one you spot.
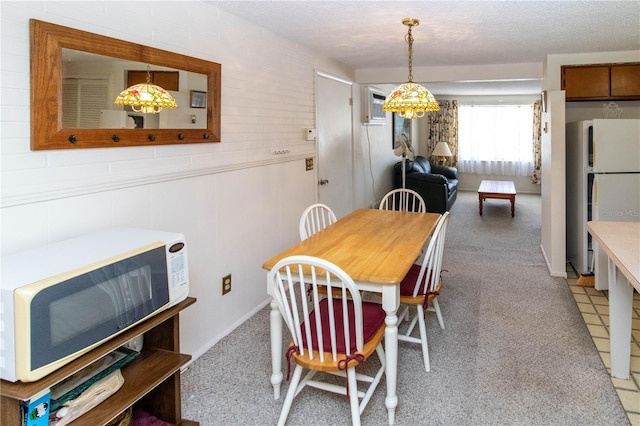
[181,191,629,425]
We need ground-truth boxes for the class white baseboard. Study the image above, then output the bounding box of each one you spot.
[541,243,568,278]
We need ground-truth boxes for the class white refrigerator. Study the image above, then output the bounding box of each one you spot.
[566,119,640,290]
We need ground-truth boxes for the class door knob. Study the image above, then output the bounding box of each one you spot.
[319,179,329,186]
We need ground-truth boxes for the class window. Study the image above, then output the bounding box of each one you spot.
[457,104,534,176]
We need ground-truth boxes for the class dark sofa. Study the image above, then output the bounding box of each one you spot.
[393,156,458,213]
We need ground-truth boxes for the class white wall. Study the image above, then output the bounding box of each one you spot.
[0,1,361,360]
[353,83,402,207]
[540,90,566,277]
[457,174,540,194]
[357,62,542,86]
[354,113,398,208]
[566,101,640,122]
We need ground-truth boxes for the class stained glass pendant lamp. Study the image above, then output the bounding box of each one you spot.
[383,18,439,119]
[114,65,178,114]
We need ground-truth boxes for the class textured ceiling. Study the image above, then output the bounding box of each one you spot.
[208,0,640,95]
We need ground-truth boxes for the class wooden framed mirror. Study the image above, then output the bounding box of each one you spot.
[30,19,221,150]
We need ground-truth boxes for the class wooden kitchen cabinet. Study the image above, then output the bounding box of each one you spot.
[562,63,640,101]
[0,297,198,426]
[611,64,640,97]
[127,70,179,91]
[562,65,610,99]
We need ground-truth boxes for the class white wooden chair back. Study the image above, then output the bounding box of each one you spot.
[269,255,387,425]
[269,255,363,361]
[379,188,426,213]
[299,203,338,240]
[409,211,450,297]
[396,211,450,372]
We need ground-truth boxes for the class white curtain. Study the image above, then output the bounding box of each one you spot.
[457,105,534,176]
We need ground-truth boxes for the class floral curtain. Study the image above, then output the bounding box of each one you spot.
[532,101,542,184]
[426,100,458,166]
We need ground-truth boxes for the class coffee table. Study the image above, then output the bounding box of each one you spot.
[478,180,516,217]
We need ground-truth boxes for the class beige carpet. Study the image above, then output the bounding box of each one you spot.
[181,191,629,425]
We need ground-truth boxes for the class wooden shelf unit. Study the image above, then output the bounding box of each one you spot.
[0,297,198,426]
[562,62,640,101]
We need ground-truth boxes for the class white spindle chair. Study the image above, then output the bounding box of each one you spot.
[397,211,450,372]
[299,203,341,297]
[379,188,426,213]
[299,203,337,240]
[268,255,386,426]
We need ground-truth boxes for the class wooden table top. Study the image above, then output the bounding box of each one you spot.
[263,208,441,285]
[587,221,640,291]
[478,180,516,195]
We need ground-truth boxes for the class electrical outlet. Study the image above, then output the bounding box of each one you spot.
[306,128,317,140]
[222,274,232,295]
[305,158,314,170]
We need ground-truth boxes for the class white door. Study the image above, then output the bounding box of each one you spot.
[317,72,353,219]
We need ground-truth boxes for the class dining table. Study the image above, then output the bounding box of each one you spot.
[262,207,441,425]
[587,221,640,379]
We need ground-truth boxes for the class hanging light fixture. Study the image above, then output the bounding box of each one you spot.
[383,18,439,119]
[114,65,178,114]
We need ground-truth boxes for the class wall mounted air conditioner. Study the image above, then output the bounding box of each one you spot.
[362,86,387,125]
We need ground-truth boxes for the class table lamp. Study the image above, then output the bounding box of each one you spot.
[432,142,452,165]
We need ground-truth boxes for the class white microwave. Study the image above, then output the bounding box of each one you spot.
[0,227,189,383]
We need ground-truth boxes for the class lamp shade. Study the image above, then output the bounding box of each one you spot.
[383,82,440,119]
[432,142,452,157]
[114,82,178,114]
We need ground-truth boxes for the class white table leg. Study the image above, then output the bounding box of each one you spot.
[381,285,400,425]
[608,258,633,379]
[270,297,284,399]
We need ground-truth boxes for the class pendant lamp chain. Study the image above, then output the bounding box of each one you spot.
[382,18,440,118]
[406,22,414,82]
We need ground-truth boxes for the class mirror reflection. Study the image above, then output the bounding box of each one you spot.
[31,19,220,150]
[61,49,208,130]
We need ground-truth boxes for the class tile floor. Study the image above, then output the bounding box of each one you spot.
[566,267,640,426]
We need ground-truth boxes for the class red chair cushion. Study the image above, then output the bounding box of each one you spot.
[400,263,430,296]
[303,298,385,353]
